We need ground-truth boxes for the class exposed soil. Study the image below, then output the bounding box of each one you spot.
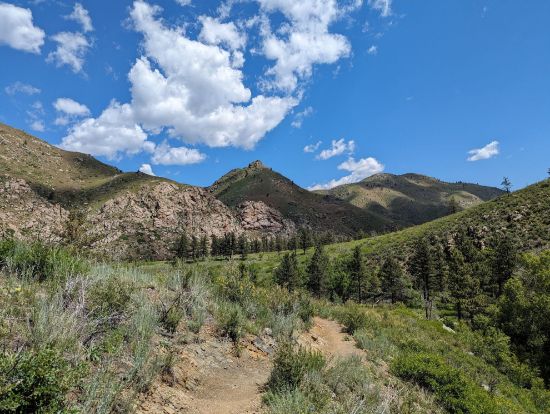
[298,317,364,360]
[139,317,363,414]
[138,325,272,414]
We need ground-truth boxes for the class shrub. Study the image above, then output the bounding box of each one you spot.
[264,388,312,414]
[160,306,184,334]
[295,294,314,328]
[392,352,499,414]
[0,239,87,282]
[87,277,134,320]
[217,302,245,344]
[337,304,370,334]
[0,347,80,413]
[268,341,325,392]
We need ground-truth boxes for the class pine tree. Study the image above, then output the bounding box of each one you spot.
[252,238,261,254]
[175,232,188,260]
[237,234,248,260]
[274,252,302,291]
[491,234,517,297]
[409,238,436,319]
[366,270,381,302]
[448,197,460,214]
[306,244,330,297]
[211,235,219,257]
[299,227,311,254]
[349,246,367,303]
[261,236,269,252]
[190,235,199,261]
[275,235,283,254]
[200,235,209,259]
[288,235,298,253]
[379,257,408,303]
[448,248,469,320]
[501,177,512,194]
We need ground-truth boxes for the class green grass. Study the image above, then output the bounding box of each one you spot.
[323,303,550,414]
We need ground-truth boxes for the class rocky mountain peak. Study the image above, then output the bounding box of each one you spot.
[247,160,267,170]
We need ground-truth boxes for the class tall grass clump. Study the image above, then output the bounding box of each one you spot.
[0,238,87,282]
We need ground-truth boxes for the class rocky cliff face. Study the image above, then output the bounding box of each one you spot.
[237,201,295,236]
[0,176,69,242]
[0,174,299,260]
[83,182,244,260]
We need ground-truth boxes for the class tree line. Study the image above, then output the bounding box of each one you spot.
[173,227,342,261]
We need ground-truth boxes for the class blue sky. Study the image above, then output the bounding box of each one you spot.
[1,0,549,190]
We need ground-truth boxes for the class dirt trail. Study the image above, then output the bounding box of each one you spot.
[139,317,362,414]
[138,326,272,414]
[298,317,364,360]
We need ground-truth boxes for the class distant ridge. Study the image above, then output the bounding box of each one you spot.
[209,160,392,237]
[314,172,504,227]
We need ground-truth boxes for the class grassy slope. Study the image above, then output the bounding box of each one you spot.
[323,304,549,414]
[209,161,392,236]
[316,172,504,227]
[0,122,183,210]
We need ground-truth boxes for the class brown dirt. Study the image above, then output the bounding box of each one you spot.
[298,317,364,360]
[139,317,363,414]
[137,325,271,414]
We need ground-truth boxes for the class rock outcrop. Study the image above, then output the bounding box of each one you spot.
[83,182,243,260]
[0,176,68,242]
[237,201,295,236]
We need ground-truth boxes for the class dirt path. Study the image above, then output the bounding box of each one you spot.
[138,327,272,414]
[139,317,362,414]
[298,317,364,360]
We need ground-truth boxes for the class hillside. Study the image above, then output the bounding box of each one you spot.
[209,160,392,237]
[0,124,245,258]
[0,122,171,208]
[322,178,550,262]
[315,172,504,227]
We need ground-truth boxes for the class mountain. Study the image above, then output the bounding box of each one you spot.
[325,178,550,261]
[314,172,504,227]
[0,123,249,259]
[209,160,392,237]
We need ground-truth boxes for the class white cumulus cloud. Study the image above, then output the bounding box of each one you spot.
[308,156,384,190]
[257,0,357,92]
[53,97,90,125]
[47,32,91,73]
[5,81,41,95]
[199,16,246,51]
[151,141,206,165]
[316,138,355,160]
[139,163,156,175]
[467,140,499,162]
[0,3,45,53]
[127,0,297,149]
[60,101,149,159]
[66,3,93,32]
[54,97,90,116]
[30,120,45,132]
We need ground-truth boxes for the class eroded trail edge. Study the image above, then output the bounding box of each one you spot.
[139,317,363,414]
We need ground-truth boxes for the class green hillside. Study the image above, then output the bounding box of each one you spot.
[0,122,183,210]
[209,160,393,237]
[316,172,504,227]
